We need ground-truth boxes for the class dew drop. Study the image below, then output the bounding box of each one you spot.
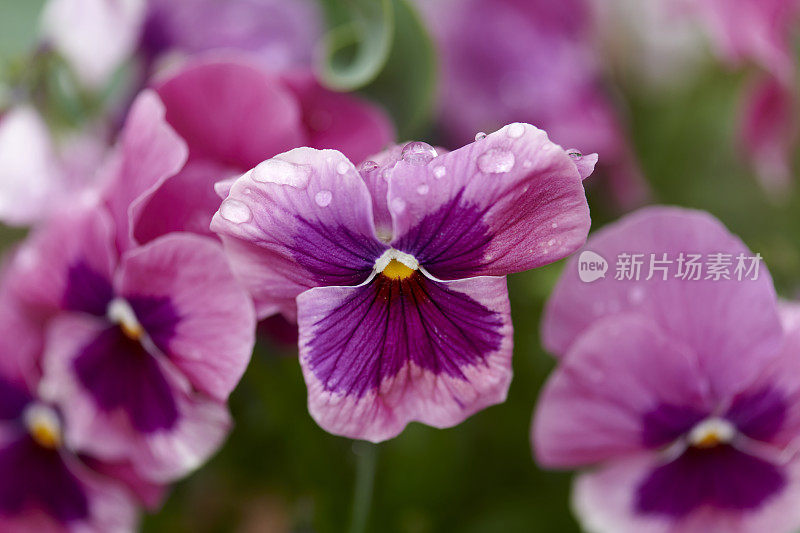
[474,131,487,141]
[336,161,350,175]
[252,159,311,188]
[568,151,582,159]
[416,184,429,195]
[433,165,446,179]
[390,197,407,213]
[359,160,379,172]
[477,149,515,173]
[220,199,252,223]
[507,123,525,139]
[401,141,437,164]
[315,190,333,207]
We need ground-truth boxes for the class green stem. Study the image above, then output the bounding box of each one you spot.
[348,441,378,533]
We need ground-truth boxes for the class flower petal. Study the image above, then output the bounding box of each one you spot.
[41,314,233,483]
[297,274,512,441]
[542,206,782,401]
[533,314,709,468]
[117,233,256,400]
[212,148,387,318]
[100,91,188,252]
[388,124,591,279]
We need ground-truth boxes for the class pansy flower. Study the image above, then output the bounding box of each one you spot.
[534,207,800,532]
[0,288,143,531]
[4,92,256,483]
[212,124,594,441]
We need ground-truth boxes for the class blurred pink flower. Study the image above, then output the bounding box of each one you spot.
[133,56,394,243]
[3,93,256,484]
[212,124,594,441]
[534,207,800,532]
[418,0,649,207]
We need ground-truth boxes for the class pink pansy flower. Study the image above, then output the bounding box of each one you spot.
[0,290,144,531]
[417,0,648,207]
[212,124,594,441]
[133,56,394,244]
[534,207,800,532]
[4,92,256,483]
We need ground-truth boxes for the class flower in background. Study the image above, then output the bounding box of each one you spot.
[417,0,648,207]
[41,0,146,88]
[0,286,150,531]
[0,106,105,227]
[534,207,800,532]
[3,93,256,483]
[133,56,394,244]
[212,123,594,441]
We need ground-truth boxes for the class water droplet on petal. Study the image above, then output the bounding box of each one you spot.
[433,165,446,179]
[314,190,333,207]
[568,151,582,159]
[477,149,515,173]
[336,161,350,175]
[507,123,525,138]
[401,142,437,164]
[474,131,487,141]
[390,198,407,213]
[252,160,311,188]
[416,184,429,195]
[359,160,379,172]
[523,160,533,169]
[220,199,252,223]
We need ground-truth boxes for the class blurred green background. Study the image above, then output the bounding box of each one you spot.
[1,1,799,532]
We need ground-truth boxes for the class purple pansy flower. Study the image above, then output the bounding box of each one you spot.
[4,91,256,483]
[0,289,144,531]
[212,124,594,441]
[416,0,647,207]
[533,207,800,532]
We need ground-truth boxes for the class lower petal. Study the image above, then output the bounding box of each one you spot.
[297,275,512,442]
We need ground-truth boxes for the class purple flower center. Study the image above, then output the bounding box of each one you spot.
[636,389,788,517]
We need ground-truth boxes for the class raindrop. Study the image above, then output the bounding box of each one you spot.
[433,165,446,179]
[336,161,350,175]
[315,190,333,207]
[474,132,487,141]
[507,123,525,139]
[568,151,582,159]
[220,199,252,223]
[401,142,437,164]
[252,160,311,188]
[390,197,407,213]
[416,184,429,195]
[359,160,379,172]
[477,149,515,173]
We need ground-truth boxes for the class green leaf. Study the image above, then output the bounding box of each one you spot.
[317,0,394,91]
[361,0,437,139]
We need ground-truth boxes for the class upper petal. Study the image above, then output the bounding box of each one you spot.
[297,274,512,441]
[117,233,256,400]
[542,206,783,401]
[211,148,387,318]
[533,313,709,469]
[388,124,591,279]
[100,91,188,253]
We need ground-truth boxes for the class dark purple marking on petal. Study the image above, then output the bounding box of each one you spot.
[635,445,786,517]
[0,376,30,421]
[140,5,173,64]
[74,327,178,433]
[0,436,88,523]
[392,192,492,280]
[306,272,504,397]
[127,295,181,351]
[725,387,787,443]
[641,404,707,448]
[63,262,115,316]
[289,216,387,286]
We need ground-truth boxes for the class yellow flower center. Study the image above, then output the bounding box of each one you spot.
[382,259,416,280]
[688,417,736,449]
[24,404,62,449]
[107,298,144,341]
